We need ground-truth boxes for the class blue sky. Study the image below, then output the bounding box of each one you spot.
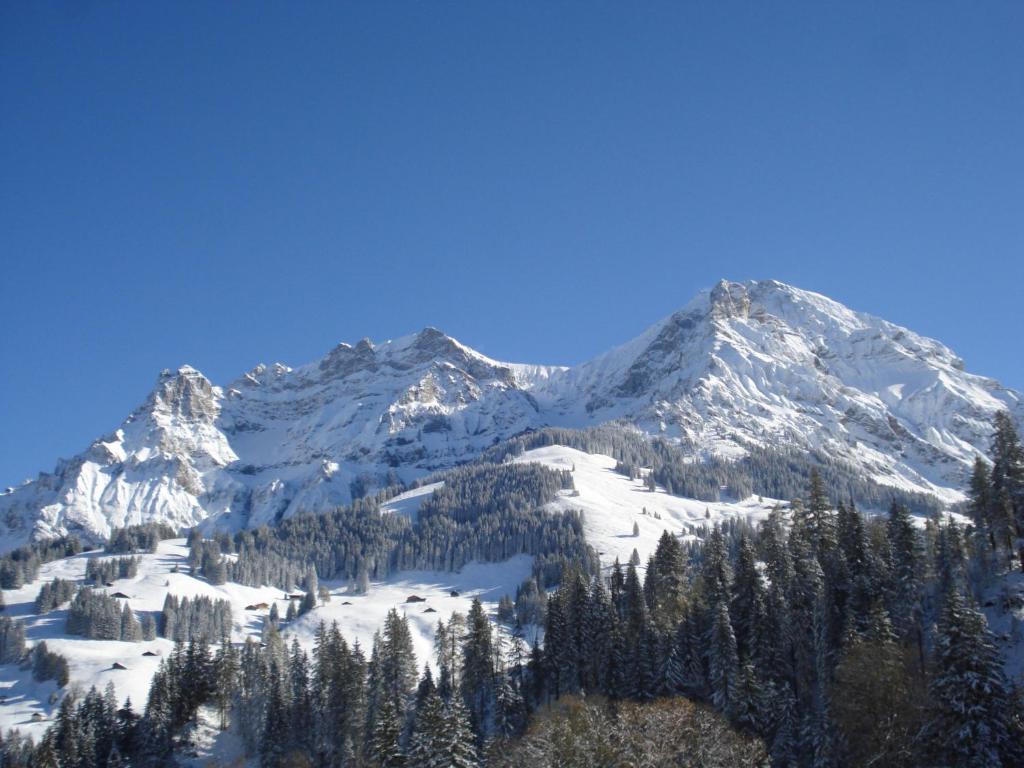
[1,2,1022,488]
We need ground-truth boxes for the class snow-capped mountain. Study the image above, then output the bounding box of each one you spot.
[1,280,1020,545]
[533,280,1023,501]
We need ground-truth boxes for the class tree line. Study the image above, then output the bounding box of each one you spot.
[219,462,594,594]
[488,423,946,515]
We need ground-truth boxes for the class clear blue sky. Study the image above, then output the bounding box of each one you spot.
[2,2,1022,488]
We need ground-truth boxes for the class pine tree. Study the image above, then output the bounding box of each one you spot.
[769,682,799,768]
[260,666,292,768]
[801,468,838,558]
[542,589,570,700]
[300,588,317,615]
[207,556,228,585]
[493,671,526,739]
[120,603,141,642]
[730,535,766,664]
[732,662,767,735]
[935,518,967,601]
[991,412,1024,516]
[648,530,687,630]
[408,689,445,768]
[213,638,240,730]
[580,578,613,693]
[804,600,838,768]
[708,599,739,717]
[886,501,925,670]
[969,456,995,550]
[141,613,157,641]
[461,598,496,734]
[369,697,406,768]
[926,588,1019,767]
[788,524,824,703]
[701,524,732,610]
[287,638,314,758]
[440,698,479,768]
[836,502,878,637]
[664,619,690,695]
[990,411,1024,568]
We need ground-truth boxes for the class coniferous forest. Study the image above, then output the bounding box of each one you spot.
[0,413,1022,767]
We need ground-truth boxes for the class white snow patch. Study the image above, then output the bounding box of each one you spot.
[513,446,779,569]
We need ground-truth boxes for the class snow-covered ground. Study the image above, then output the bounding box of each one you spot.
[380,482,444,522]
[0,444,778,740]
[513,446,779,568]
[0,538,531,741]
[0,442,974,749]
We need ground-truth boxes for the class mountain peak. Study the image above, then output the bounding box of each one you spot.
[709,279,751,319]
[149,365,218,422]
[1,279,1020,546]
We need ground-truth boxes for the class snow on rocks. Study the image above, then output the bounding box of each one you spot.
[2,280,1020,546]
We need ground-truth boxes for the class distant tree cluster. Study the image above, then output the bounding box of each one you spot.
[531,464,1024,767]
[489,423,945,515]
[34,577,77,614]
[0,616,26,664]
[31,641,69,688]
[27,683,129,767]
[225,462,595,592]
[966,410,1024,572]
[106,523,176,554]
[187,532,229,585]
[160,594,232,643]
[0,536,82,589]
[66,589,142,642]
[85,556,140,585]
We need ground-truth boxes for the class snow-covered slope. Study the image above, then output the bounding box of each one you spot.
[2,280,1020,544]
[532,280,1022,501]
[513,446,778,568]
[0,444,777,741]
[0,539,532,740]
[0,329,548,546]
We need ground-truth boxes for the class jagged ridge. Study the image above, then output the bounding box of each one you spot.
[1,280,1020,545]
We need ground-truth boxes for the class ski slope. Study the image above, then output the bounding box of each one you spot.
[512,445,780,568]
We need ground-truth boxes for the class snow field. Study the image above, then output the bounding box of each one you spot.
[513,446,780,568]
[0,536,530,740]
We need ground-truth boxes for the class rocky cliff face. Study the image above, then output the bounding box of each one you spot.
[0,329,543,545]
[2,280,1020,545]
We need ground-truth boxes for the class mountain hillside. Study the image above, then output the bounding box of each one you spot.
[534,280,1022,501]
[2,280,1020,545]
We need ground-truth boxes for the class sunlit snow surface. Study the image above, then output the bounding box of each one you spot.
[0,444,779,741]
[514,446,778,568]
[5,444,1024,764]
[3,280,1021,547]
[0,537,531,742]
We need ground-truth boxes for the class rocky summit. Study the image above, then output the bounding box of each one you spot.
[2,280,1020,544]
